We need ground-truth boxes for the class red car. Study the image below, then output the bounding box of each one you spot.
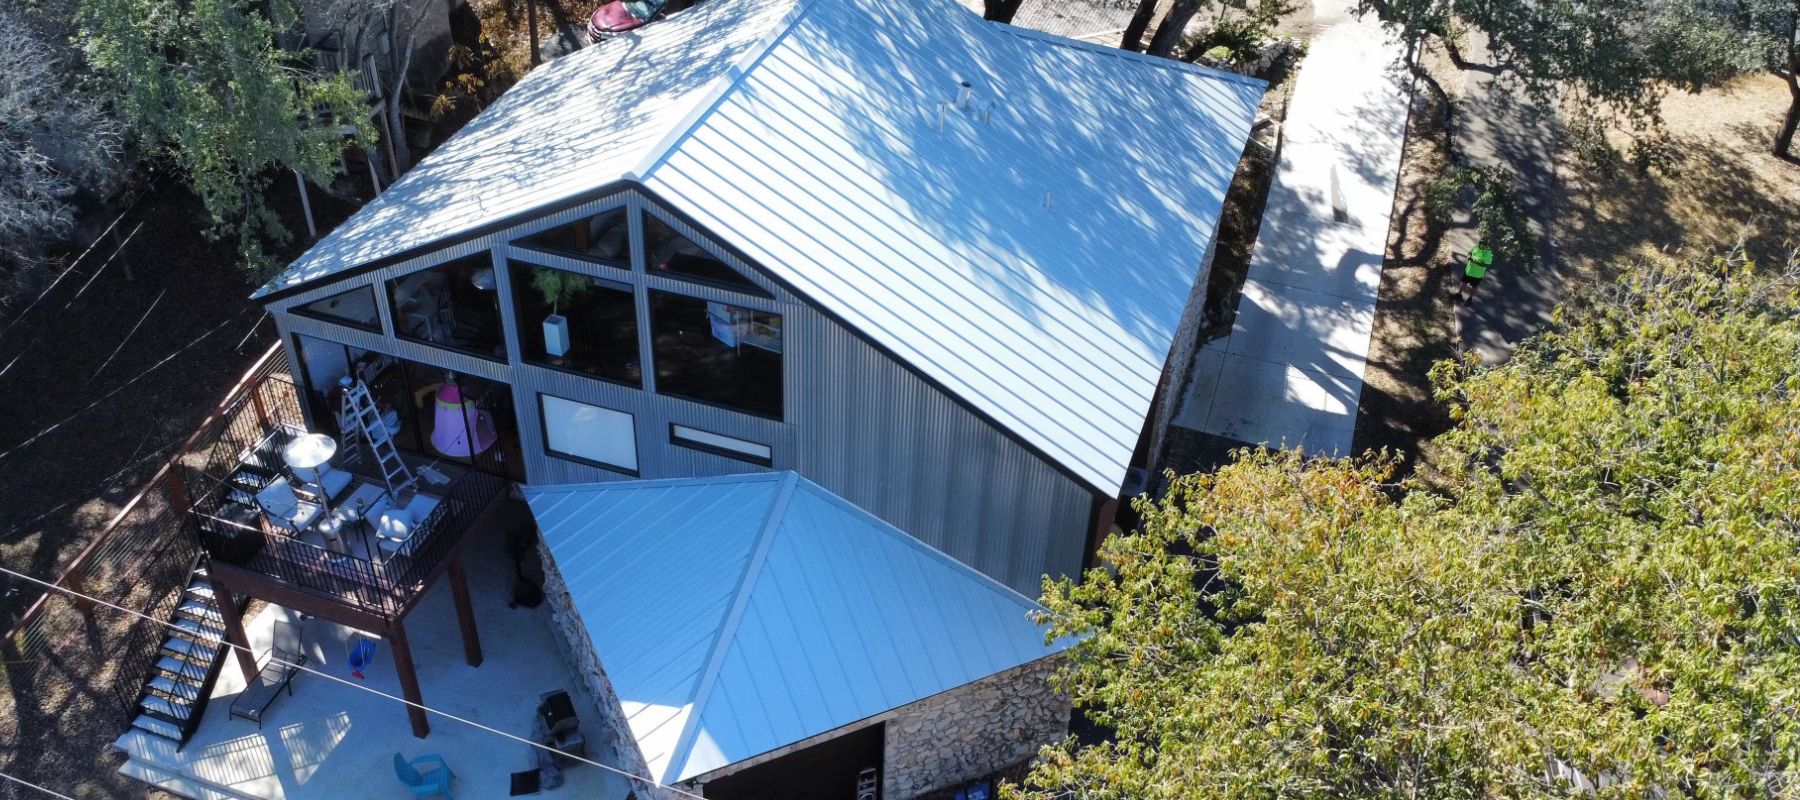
[587,0,668,42]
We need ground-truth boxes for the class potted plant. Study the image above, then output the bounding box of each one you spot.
[532,269,592,358]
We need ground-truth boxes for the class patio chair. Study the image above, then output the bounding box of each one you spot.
[255,478,321,534]
[393,752,454,799]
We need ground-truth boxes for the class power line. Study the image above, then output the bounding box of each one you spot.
[0,768,77,800]
[0,563,705,800]
[0,309,251,470]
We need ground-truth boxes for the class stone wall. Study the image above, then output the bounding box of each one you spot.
[1147,237,1219,476]
[882,657,1070,800]
[537,540,663,793]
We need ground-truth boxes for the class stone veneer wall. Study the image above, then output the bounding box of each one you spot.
[882,656,1070,799]
[1147,237,1220,475]
[537,540,667,796]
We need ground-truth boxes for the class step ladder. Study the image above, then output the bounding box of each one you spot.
[338,377,416,503]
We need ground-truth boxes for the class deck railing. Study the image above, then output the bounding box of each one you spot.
[185,412,508,620]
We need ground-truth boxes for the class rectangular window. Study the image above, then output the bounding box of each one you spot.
[649,291,782,419]
[387,253,507,360]
[291,286,382,332]
[539,394,638,474]
[669,424,772,466]
[510,262,641,386]
[644,214,770,297]
[516,208,631,266]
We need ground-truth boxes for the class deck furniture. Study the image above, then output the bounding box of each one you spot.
[376,494,442,559]
[228,621,306,728]
[255,478,321,534]
[393,752,455,799]
[536,690,586,762]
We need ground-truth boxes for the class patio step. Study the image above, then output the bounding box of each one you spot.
[129,713,184,742]
[148,675,202,703]
[140,693,194,721]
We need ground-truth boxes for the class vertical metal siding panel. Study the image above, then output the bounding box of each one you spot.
[793,307,1091,596]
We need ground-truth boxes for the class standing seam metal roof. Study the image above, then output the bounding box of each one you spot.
[261,0,1265,494]
[523,472,1073,783]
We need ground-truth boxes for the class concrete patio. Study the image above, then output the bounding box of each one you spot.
[113,523,639,800]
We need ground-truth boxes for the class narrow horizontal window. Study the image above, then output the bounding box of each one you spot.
[540,394,638,474]
[669,424,772,466]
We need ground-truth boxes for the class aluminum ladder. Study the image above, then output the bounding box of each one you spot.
[338,377,416,502]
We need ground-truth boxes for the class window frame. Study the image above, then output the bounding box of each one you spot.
[510,206,635,270]
[508,260,644,389]
[668,423,773,467]
[288,284,385,333]
[645,288,785,421]
[640,211,774,298]
[384,254,509,364]
[537,392,641,476]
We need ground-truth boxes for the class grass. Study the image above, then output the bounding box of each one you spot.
[1557,74,1800,274]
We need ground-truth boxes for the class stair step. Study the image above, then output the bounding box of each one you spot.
[172,617,224,642]
[148,676,202,702]
[177,599,221,621]
[129,713,184,742]
[161,636,218,661]
[140,694,192,721]
[184,583,215,601]
[154,655,199,677]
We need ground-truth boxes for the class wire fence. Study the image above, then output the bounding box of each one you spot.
[2,346,291,717]
[1009,0,1168,43]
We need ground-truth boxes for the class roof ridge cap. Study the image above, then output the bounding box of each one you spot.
[626,0,819,183]
[659,471,799,783]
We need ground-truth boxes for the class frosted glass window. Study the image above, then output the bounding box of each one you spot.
[540,394,637,473]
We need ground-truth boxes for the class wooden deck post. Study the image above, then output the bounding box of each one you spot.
[448,555,483,668]
[389,620,431,738]
[208,572,260,683]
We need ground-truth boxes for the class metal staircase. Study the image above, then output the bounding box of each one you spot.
[338,376,416,503]
[128,562,237,748]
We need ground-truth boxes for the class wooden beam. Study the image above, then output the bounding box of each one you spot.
[389,620,430,738]
[208,570,260,683]
[447,554,483,668]
[208,560,393,634]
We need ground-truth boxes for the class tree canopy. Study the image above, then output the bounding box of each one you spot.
[78,0,370,276]
[1016,250,1800,799]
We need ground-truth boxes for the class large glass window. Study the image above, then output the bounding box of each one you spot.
[644,215,768,296]
[515,208,630,265]
[649,291,782,418]
[290,334,524,481]
[386,253,506,360]
[539,394,638,474]
[509,262,640,386]
[292,286,382,331]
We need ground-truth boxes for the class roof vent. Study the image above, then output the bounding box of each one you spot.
[956,80,974,109]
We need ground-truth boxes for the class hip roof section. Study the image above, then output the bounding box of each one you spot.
[524,473,1073,783]
[261,0,1265,494]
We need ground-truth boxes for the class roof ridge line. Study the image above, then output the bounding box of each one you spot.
[659,470,800,783]
[626,0,820,184]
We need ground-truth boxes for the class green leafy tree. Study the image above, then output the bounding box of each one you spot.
[1014,249,1800,799]
[78,0,371,276]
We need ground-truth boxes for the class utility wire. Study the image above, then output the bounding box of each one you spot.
[0,563,705,800]
[0,309,250,470]
[0,768,77,800]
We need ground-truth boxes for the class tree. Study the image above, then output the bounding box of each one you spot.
[985,0,1027,24]
[1014,249,1800,799]
[1360,0,1800,158]
[0,13,125,286]
[315,0,442,179]
[78,0,371,276]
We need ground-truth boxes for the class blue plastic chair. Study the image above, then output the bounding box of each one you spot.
[393,752,454,799]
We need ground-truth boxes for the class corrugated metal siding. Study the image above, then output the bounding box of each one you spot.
[269,185,1093,595]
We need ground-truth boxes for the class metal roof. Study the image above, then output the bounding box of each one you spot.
[523,472,1071,783]
[263,0,1265,494]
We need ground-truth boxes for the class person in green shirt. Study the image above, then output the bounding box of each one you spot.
[1462,242,1493,303]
